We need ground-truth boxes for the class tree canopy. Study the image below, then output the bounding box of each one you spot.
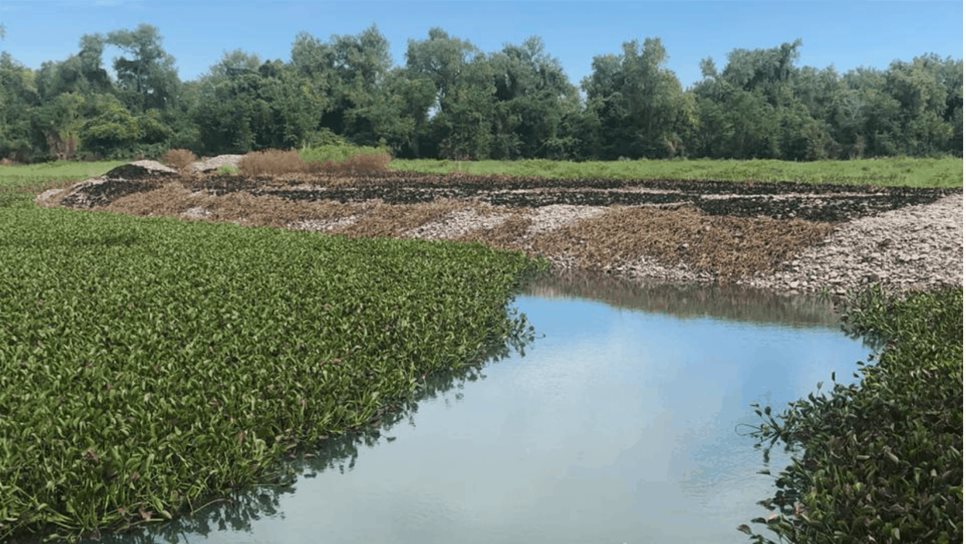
[0,24,960,161]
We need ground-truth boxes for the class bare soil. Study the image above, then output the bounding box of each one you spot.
[46,167,963,294]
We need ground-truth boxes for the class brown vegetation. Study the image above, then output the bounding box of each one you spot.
[101,178,831,281]
[106,183,361,229]
[236,149,392,177]
[238,150,306,177]
[459,214,534,247]
[161,149,198,172]
[531,206,833,279]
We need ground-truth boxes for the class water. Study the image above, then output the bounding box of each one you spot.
[99,275,871,544]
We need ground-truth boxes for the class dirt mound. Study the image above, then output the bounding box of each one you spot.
[57,161,176,208]
[104,160,177,180]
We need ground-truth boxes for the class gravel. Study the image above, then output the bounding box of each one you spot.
[127,160,177,174]
[741,194,963,294]
[290,216,361,232]
[404,208,513,240]
[523,205,607,237]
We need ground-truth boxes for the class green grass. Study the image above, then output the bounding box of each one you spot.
[299,143,388,164]
[392,157,964,188]
[0,163,538,540]
[746,287,963,543]
[0,161,124,190]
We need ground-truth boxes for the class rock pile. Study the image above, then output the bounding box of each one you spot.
[743,194,962,294]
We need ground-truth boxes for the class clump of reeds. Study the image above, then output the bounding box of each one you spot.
[239,148,392,177]
[161,148,198,172]
[238,149,306,176]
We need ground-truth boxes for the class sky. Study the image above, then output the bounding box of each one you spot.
[0,0,962,88]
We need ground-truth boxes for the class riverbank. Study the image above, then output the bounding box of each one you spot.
[40,160,962,295]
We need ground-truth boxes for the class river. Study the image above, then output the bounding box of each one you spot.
[97,274,871,544]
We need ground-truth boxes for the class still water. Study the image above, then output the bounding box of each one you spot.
[107,275,871,544]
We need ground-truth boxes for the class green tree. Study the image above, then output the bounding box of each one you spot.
[193,51,325,154]
[405,28,487,158]
[583,37,692,159]
[0,52,40,160]
[884,55,956,155]
[31,92,85,159]
[35,34,111,99]
[690,41,834,159]
[487,37,581,159]
[78,94,141,157]
[106,24,179,112]
[291,26,394,146]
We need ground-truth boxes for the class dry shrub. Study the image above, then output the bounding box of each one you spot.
[161,149,197,171]
[239,150,307,176]
[308,152,391,175]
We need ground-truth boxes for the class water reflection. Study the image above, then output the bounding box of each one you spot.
[84,275,869,544]
[527,270,842,328]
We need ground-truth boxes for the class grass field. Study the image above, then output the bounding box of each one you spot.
[392,157,964,188]
[0,163,537,540]
[0,161,125,189]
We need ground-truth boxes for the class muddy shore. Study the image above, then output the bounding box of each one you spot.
[40,161,962,295]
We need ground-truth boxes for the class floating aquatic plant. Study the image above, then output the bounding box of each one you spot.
[0,207,538,541]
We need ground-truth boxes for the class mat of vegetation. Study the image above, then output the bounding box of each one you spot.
[0,203,537,541]
[393,157,963,188]
[744,287,963,543]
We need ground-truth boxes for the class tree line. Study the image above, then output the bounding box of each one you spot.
[0,24,961,162]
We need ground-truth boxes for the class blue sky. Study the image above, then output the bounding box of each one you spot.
[1,1,961,88]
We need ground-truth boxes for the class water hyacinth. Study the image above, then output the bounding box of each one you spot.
[745,287,963,543]
[0,207,539,541]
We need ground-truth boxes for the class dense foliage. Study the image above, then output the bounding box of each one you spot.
[0,24,961,162]
[745,288,963,543]
[0,169,539,540]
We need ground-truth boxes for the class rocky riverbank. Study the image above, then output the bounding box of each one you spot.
[40,161,962,295]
